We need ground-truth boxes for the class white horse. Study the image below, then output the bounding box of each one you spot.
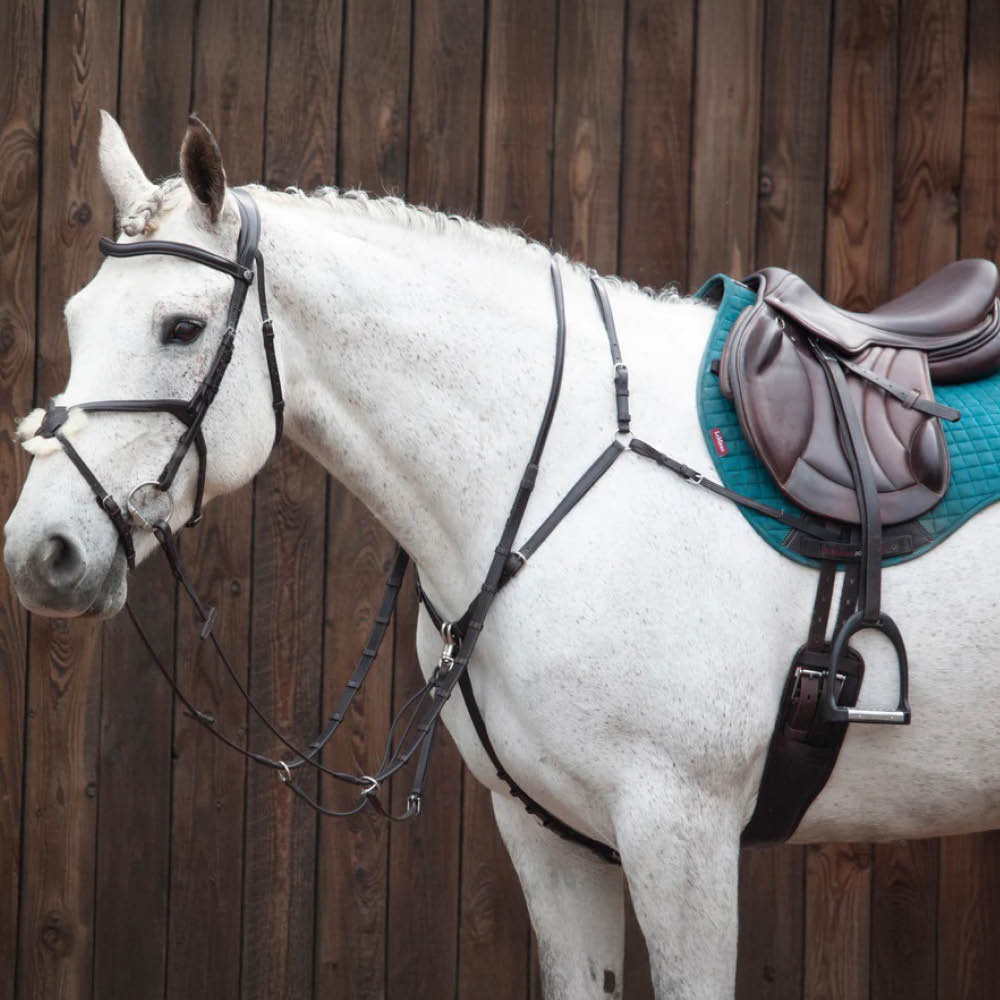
[5,114,1000,1000]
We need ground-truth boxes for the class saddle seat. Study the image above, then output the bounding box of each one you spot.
[761,261,1000,382]
[718,262,1000,527]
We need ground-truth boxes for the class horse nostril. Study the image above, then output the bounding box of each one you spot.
[36,533,88,590]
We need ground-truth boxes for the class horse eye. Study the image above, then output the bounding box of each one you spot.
[163,317,205,345]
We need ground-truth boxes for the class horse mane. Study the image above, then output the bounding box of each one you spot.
[120,177,681,301]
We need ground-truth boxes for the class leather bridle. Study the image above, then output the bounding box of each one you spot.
[34,189,283,570]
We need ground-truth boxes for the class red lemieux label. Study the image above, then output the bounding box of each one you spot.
[710,427,728,457]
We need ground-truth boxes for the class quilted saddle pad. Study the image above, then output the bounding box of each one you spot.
[695,274,1000,567]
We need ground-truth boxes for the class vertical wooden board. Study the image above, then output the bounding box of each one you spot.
[18,1,121,997]
[870,839,938,1000]
[337,0,412,195]
[736,847,805,1000]
[551,0,625,274]
[385,4,483,995]
[117,0,197,176]
[457,4,556,997]
[166,4,269,998]
[937,7,1000,996]
[803,843,871,1000]
[0,0,43,992]
[315,492,397,1000]
[406,0,485,217]
[824,0,898,308]
[755,0,832,286]
[959,0,1000,261]
[891,0,966,289]
[480,0,558,242]
[314,5,410,997]
[867,7,965,997]
[90,5,195,996]
[735,7,831,998]
[618,0,695,289]
[238,5,342,999]
[688,0,764,282]
[938,832,1000,998]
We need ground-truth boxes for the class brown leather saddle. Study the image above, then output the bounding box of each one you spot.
[718,261,1000,726]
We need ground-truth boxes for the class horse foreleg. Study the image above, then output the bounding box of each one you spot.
[492,791,625,999]
[615,788,741,1000]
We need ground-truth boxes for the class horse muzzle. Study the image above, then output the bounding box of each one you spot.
[3,519,128,618]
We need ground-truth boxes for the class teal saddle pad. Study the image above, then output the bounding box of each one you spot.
[694,274,1000,567]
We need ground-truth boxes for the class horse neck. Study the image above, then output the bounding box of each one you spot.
[256,193,608,611]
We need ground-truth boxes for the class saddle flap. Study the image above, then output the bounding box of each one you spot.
[721,295,950,526]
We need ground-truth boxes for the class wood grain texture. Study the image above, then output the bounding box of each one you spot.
[736,848,805,1000]
[315,7,411,996]
[480,0,557,242]
[892,0,966,289]
[871,839,938,1000]
[0,0,43,993]
[18,1,121,996]
[455,3,558,997]
[756,0,832,287]
[239,6,342,998]
[938,832,1000,999]
[315,491,396,1000]
[551,0,625,274]
[824,0,898,308]
[936,6,1000,997]
[90,5,195,996]
[688,0,764,281]
[384,4,483,996]
[804,843,871,1000]
[960,0,1000,262]
[166,5,269,997]
[338,0,412,195]
[618,0,695,289]
[735,7,832,997]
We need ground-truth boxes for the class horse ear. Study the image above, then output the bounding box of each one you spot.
[98,110,154,214]
[180,115,227,224]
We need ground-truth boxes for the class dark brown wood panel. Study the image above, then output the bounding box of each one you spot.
[166,5,269,998]
[936,4,1000,996]
[316,492,397,1000]
[8,5,1000,999]
[385,3,484,996]
[804,844,872,1000]
[239,5,343,998]
[0,0,43,993]
[18,2,121,997]
[90,6,196,997]
[314,5,411,997]
[735,5,832,998]
[618,0,695,289]
[824,0,898,308]
[688,0,764,280]
[551,0,625,275]
[458,3,557,997]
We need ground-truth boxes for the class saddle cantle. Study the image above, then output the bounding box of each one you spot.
[719,264,1000,527]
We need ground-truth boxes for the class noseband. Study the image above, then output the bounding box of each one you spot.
[34,189,284,568]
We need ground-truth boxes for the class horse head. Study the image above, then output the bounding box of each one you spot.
[4,114,280,618]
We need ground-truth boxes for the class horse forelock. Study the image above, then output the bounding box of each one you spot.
[117,177,186,236]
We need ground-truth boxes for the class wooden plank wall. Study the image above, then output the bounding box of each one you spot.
[1,1,999,997]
